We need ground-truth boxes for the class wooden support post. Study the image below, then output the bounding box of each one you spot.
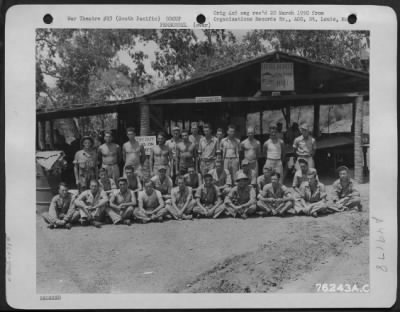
[48,120,54,149]
[140,103,150,136]
[38,121,46,150]
[351,101,356,134]
[259,110,263,136]
[285,105,291,129]
[313,103,320,138]
[354,96,364,183]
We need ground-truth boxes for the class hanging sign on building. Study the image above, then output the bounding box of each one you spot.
[261,62,294,91]
[195,96,222,103]
[136,136,157,155]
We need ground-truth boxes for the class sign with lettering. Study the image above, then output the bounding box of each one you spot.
[261,62,294,91]
[195,96,222,103]
[136,136,156,155]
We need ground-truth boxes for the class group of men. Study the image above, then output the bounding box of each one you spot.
[41,123,362,229]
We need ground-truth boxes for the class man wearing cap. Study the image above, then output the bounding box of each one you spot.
[107,177,136,225]
[240,126,261,176]
[41,182,79,229]
[292,158,319,195]
[237,159,257,188]
[150,131,172,178]
[331,166,362,211]
[73,136,98,192]
[294,171,331,217]
[176,129,197,175]
[167,175,196,220]
[166,126,182,180]
[151,165,173,204]
[97,130,121,183]
[136,180,168,222]
[122,127,146,177]
[208,159,232,198]
[193,173,223,218]
[257,165,273,194]
[184,166,203,196]
[263,124,285,184]
[293,123,316,170]
[189,122,204,150]
[216,172,257,219]
[98,167,117,195]
[257,172,295,216]
[198,124,218,176]
[221,125,241,180]
[74,179,108,227]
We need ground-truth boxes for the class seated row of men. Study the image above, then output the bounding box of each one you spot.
[42,163,362,229]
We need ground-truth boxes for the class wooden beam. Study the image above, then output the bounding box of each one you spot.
[354,96,364,183]
[314,103,320,138]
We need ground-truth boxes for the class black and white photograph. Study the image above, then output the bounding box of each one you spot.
[35,28,371,294]
[4,4,397,309]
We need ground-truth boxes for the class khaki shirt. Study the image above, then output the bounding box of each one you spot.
[292,168,318,188]
[299,181,326,203]
[260,183,291,199]
[198,136,218,160]
[171,186,192,207]
[332,179,360,202]
[48,193,75,218]
[151,175,173,195]
[76,190,108,207]
[293,135,316,157]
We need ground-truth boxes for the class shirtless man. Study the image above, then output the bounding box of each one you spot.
[166,126,182,180]
[73,136,98,192]
[176,129,197,175]
[183,166,203,195]
[208,159,232,198]
[193,173,223,218]
[221,125,241,180]
[122,127,145,177]
[256,164,273,193]
[97,130,121,183]
[150,132,172,177]
[135,180,169,222]
[240,126,261,175]
[124,165,142,195]
[107,177,136,225]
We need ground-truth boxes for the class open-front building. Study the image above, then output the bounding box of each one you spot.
[36,51,369,182]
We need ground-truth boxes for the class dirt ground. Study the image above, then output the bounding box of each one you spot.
[37,184,369,294]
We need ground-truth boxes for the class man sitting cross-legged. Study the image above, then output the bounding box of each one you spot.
[331,165,362,211]
[257,172,295,216]
[208,159,232,199]
[167,175,196,220]
[151,165,173,204]
[135,180,169,223]
[294,170,332,217]
[106,177,136,225]
[74,179,109,228]
[215,172,257,219]
[192,173,223,218]
[41,182,80,229]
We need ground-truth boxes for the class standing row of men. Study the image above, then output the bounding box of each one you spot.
[73,122,316,193]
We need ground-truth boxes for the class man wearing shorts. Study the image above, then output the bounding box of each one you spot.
[263,124,285,183]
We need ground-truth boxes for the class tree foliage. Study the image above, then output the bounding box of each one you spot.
[36,29,369,109]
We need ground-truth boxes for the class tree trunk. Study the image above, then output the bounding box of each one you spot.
[313,103,320,138]
[140,103,150,136]
[354,96,364,183]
